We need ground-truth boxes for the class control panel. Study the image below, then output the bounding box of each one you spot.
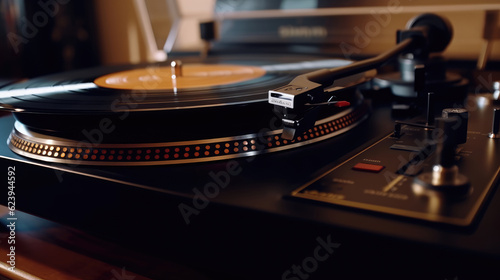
[292,95,500,226]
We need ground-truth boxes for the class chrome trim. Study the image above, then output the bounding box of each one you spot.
[8,102,368,166]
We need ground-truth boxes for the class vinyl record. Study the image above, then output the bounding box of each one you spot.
[0,54,372,165]
[0,55,356,113]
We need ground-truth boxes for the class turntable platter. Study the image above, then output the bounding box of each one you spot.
[0,56,371,165]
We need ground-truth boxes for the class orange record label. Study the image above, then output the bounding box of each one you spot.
[93,64,267,90]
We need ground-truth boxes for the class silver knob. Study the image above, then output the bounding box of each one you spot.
[489,108,500,139]
[493,81,499,100]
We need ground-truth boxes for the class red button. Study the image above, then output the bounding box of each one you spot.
[352,163,384,173]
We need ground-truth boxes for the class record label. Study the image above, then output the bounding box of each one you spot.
[93,64,267,90]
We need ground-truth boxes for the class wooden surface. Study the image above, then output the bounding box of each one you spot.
[0,206,211,280]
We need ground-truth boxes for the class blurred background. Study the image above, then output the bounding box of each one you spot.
[0,0,499,79]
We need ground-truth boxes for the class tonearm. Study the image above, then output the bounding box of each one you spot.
[268,13,453,140]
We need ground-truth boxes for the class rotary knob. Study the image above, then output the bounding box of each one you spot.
[442,108,468,144]
[413,117,470,195]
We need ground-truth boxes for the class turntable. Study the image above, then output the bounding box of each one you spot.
[0,55,370,165]
[0,1,500,279]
